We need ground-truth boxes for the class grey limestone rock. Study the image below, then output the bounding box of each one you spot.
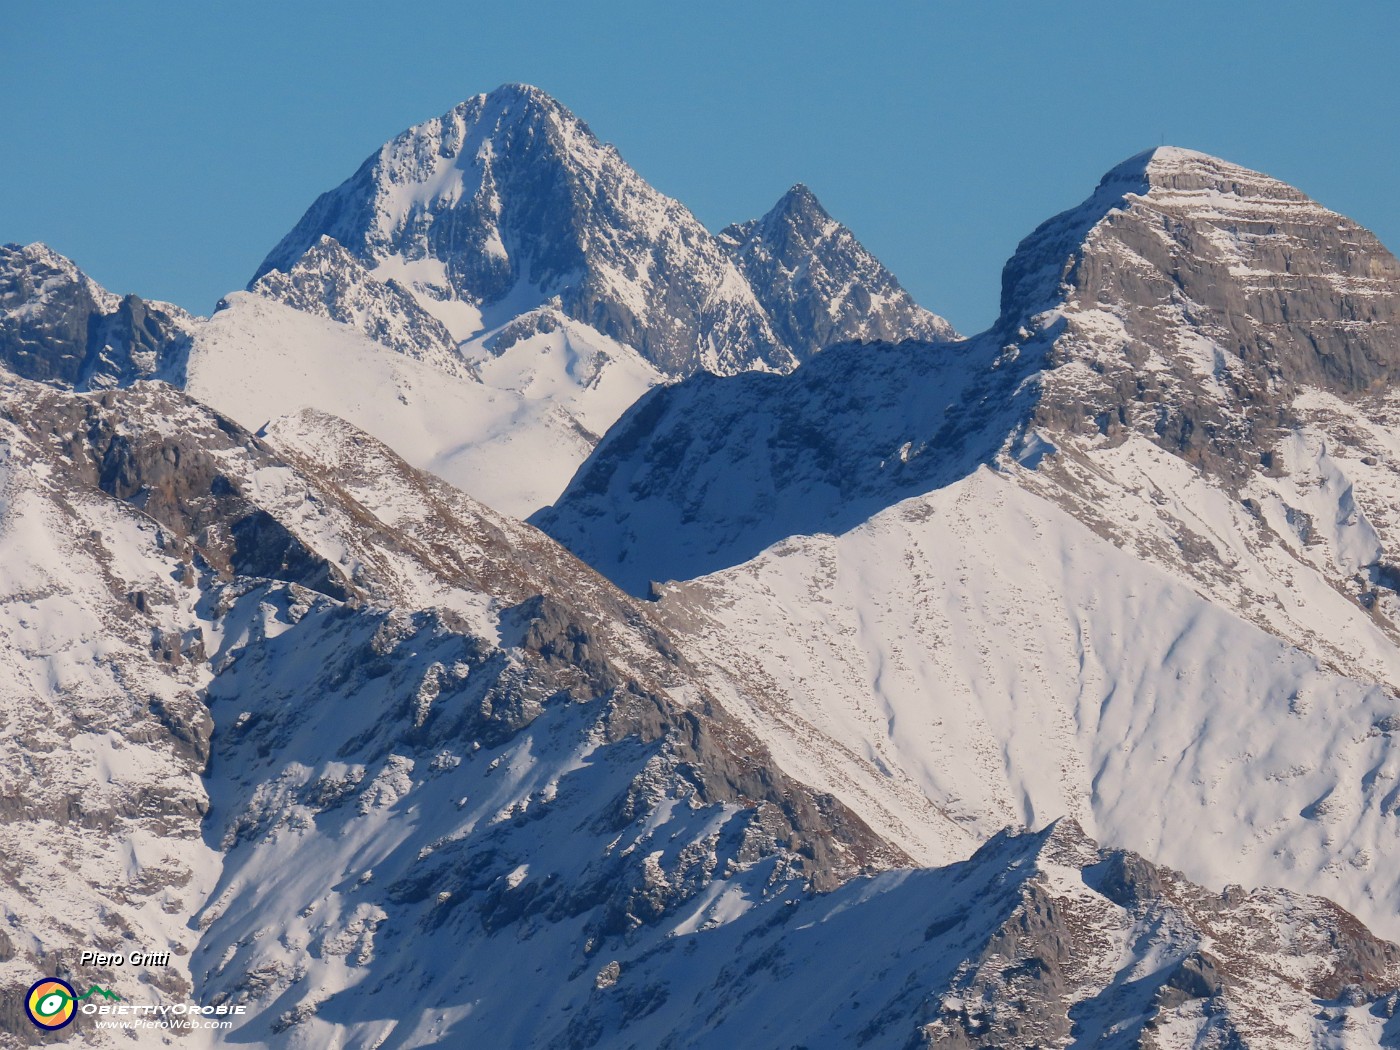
[1003,147,1400,476]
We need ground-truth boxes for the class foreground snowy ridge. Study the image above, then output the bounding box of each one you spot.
[1,373,1396,1047]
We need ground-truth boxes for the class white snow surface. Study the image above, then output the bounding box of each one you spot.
[186,292,661,517]
[660,453,1400,943]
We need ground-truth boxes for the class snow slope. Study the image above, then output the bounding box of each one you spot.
[0,375,901,1047]
[541,147,1400,948]
[186,292,661,518]
[0,366,1396,1046]
[657,465,1400,940]
[531,335,1014,594]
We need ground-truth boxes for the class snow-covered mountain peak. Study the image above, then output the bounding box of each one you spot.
[252,86,955,380]
[741,182,831,234]
[1004,145,1397,315]
[253,84,797,377]
[1074,146,1307,211]
[338,82,610,265]
[774,180,821,209]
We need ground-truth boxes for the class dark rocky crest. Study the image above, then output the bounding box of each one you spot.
[719,183,957,362]
[0,243,192,389]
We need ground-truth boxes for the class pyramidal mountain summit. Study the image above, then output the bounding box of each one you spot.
[3,86,1400,1048]
[251,83,953,377]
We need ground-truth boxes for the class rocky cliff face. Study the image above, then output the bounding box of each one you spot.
[1002,147,1400,476]
[909,821,1400,1048]
[0,243,192,390]
[719,183,957,362]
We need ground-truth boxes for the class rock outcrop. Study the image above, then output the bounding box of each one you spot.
[0,242,192,389]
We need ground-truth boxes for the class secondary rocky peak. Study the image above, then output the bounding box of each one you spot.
[762,182,829,227]
[720,183,957,362]
[720,184,837,260]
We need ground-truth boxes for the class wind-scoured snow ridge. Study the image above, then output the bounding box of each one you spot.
[563,820,1400,1049]
[199,814,1400,1048]
[0,242,195,389]
[719,183,958,361]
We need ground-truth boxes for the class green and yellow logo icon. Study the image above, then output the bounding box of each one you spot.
[24,977,120,1030]
[26,977,77,1030]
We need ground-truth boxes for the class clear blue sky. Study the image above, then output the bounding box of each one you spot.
[4,1,1398,334]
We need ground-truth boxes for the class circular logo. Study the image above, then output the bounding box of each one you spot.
[25,977,77,1030]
